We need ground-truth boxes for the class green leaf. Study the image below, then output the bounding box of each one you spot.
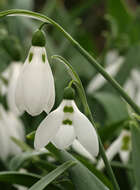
[131,123,140,189]
[9,151,48,171]
[73,153,113,190]
[93,92,129,123]
[47,144,109,190]
[0,171,41,187]
[107,0,132,34]
[29,161,76,190]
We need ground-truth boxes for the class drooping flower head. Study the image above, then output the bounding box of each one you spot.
[34,86,99,156]
[15,29,55,116]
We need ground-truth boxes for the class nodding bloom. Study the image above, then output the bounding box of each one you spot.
[34,87,99,157]
[15,29,55,116]
[0,105,25,161]
[97,130,131,170]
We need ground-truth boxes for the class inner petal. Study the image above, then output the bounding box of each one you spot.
[51,124,76,149]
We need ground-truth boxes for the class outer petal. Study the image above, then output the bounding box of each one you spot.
[0,121,10,161]
[72,139,96,163]
[119,150,130,163]
[73,103,99,156]
[51,125,76,149]
[87,57,123,93]
[34,108,63,150]
[0,106,13,160]
[15,67,25,113]
[44,59,55,114]
[97,137,122,170]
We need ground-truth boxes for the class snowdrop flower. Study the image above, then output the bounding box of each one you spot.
[87,50,124,93]
[0,105,25,161]
[15,29,55,116]
[7,62,22,116]
[97,130,131,170]
[34,87,99,156]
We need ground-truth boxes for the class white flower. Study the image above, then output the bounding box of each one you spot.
[0,105,25,161]
[87,51,124,93]
[15,46,55,116]
[7,62,23,116]
[34,99,99,156]
[97,130,131,170]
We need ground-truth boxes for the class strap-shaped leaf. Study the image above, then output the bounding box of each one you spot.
[131,123,140,189]
[46,143,109,190]
[9,151,48,171]
[0,171,41,187]
[29,161,76,190]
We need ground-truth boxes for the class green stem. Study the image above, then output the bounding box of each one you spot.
[52,55,120,190]
[0,9,140,115]
[39,22,49,30]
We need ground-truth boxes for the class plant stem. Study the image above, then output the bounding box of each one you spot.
[52,55,120,190]
[0,9,140,115]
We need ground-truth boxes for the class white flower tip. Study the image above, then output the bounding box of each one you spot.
[93,145,99,157]
[34,139,42,150]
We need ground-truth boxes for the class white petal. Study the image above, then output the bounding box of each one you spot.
[0,106,25,156]
[124,79,136,101]
[119,150,130,163]
[7,62,23,115]
[16,46,55,116]
[44,61,55,114]
[15,69,25,113]
[87,57,123,93]
[34,108,63,150]
[73,103,99,156]
[52,125,76,149]
[7,112,25,141]
[72,139,96,163]
[105,50,119,66]
[0,121,10,161]
[0,107,15,160]
[7,116,24,156]
[97,137,122,170]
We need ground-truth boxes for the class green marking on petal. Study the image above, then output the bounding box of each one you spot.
[121,135,130,151]
[42,53,46,63]
[29,52,33,63]
[62,119,72,125]
[63,106,74,113]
